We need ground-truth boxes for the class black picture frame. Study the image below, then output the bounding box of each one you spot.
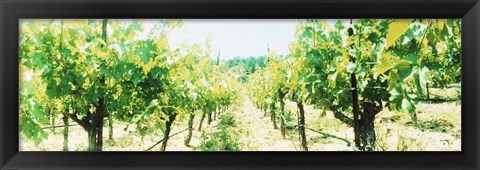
[1,0,479,169]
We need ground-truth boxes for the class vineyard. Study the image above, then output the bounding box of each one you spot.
[19,19,461,151]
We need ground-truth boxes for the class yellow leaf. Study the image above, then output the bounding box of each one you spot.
[374,61,394,77]
[422,38,428,47]
[454,27,459,34]
[184,71,191,80]
[200,57,209,68]
[339,53,349,64]
[191,44,203,55]
[20,24,32,36]
[361,50,370,57]
[386,20,412,48]
[328,72,337,87]
[374,53,395,77]
[127,31,136,40]
[95,49,108,59]
[158,38,168,49]
[95,38,107,47]
[301,83,306,94]
[74,39,83,47]
[87,68,94,75]
[437,19,444,30]
[84,77,91,85]
[269,66,275,73]
[186,55,195,65]
[143,59,156,75]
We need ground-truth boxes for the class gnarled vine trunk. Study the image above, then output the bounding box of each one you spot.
[213,109,217,120]
[296,100,308,151]
[198,112,206,131]
[207,112,212,125]
[87,127,98,151]
[63,115,69,151]
[184,112,195,146]
[359,101,382,151]
[96,96,105,151]
[278,89,286,137]
[67,109,101,151]
[331,101,382,151]
[108,112,113,140]
[270,103,277,129]
[160,114,177,151]
[263,103,267,117]
[349,49,361,150]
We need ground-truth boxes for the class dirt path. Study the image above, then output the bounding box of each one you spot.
[231,94,297,151]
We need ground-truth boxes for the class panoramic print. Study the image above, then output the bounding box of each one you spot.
[19,19,461,151]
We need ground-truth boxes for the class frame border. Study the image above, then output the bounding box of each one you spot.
[1,0,479,169]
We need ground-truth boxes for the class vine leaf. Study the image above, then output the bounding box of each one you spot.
[386,20,412,48]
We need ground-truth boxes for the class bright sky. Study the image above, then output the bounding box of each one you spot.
[168,19,302,60]
[136,19,302,60]
[134,19,344,60]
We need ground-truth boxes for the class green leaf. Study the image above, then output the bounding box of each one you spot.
[137,40,157,64]
[403,55,418,65]
[334,20,344,30]
[413,72,424,97]
[132,74,142,86]
[395,60,414,82]
[100,66,112,78]
[46,83,59,98]
[389,86,403,101]
[131,21,143,31]
[32,104,45,120]
[302,26,313,39]
[32,52,46,68]
[401,98,415,113]
[157,121,166,134]
[20,114,48,145]
[139,53,150,64]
